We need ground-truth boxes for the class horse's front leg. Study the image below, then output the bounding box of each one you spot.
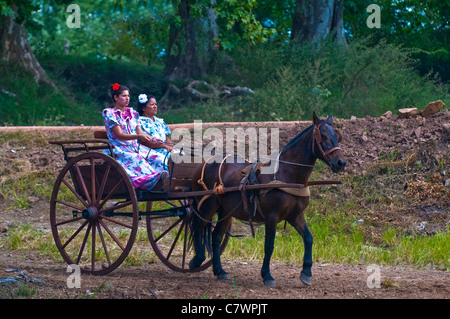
[261,216,277,286]
[287,214,313,286]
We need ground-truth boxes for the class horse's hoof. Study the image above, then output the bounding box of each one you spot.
[300,273,311,286]
[264,279,276,287]
[216,273,231,280]
[189,258,202,270]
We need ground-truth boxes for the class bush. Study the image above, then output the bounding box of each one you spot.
[40,54,168,109]
[0,61,103,126]
[222,38,449,121]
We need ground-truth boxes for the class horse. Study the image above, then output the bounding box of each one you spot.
[189,112,347,286]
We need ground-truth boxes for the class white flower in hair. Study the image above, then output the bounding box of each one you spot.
[138,94,148,104]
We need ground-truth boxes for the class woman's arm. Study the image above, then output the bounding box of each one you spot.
[111,125,162,145]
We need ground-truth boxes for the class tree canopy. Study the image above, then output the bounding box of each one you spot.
[0,0,448,125]
[2,0,443,81]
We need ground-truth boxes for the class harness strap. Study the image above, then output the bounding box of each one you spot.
[196,155,231,211]
[313,123,341,163]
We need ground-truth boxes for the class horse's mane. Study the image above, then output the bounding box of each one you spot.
[280,123,315,153]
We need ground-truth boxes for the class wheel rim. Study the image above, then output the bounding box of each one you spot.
[146,200,229,273]
[50,152,138,275]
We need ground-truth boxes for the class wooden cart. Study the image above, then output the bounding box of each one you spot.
[48,135,323,276]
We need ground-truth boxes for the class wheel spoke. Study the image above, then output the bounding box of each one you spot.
[55,215,83,227]
[91,221,96,271]
[98,218,125,251]
[74,162,92,205]
[100,215,134,229]
[154,217,182,243]
[98,200,133,214]
[61,178,89,209]
[96,162,111,206]
[97,222,111,267]
[55,199,84,213]
[61,220,89,249]
[99,179,125,208]
[166,219,186,261]
[182,219,189,269]
[90,158,96,205]
[76,222,92,264]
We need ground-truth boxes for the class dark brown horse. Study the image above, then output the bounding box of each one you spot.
[189,113,347,286]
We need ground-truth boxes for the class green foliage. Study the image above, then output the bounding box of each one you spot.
[0,61,102,126]
[39,54,168,109]
[217,37,449,121]
[345,0,450,82]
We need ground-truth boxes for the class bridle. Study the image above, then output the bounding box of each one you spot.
[312,123,342,164]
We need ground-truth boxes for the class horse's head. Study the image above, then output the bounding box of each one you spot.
[312,112,347,173]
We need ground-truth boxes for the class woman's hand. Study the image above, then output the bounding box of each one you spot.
[138,133,162,144]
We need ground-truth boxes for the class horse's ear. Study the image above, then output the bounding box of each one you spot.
[326,115,333,125]
[313,112,321,125]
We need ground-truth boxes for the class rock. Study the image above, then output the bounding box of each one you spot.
[414,127,421,138]
[420,100,444,117]
[350,116,357,123]
[0,224,7,233]
[382,110,393,119]
[398,108,419,119]
[442,123,450,135]
[361,132,368,143]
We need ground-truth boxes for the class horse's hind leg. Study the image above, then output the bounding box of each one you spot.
[211,215,232,280]
[189,200,218,270]
[189,215,207,270]
[287,213,313,286]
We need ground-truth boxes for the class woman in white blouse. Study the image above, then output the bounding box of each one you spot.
[136,93,173,159]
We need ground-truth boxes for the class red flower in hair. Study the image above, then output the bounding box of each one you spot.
[112,83,120,91]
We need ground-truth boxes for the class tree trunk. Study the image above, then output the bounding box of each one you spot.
[164,0,219,81]
[0,11,57,89]
[291,0,346,45]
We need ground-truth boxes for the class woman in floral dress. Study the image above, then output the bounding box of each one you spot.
[136,93,173,162]
[102,83,167,190]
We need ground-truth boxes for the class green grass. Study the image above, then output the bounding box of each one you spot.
[223,210,449,270]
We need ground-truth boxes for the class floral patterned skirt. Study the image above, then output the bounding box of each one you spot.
[112,148,168,190]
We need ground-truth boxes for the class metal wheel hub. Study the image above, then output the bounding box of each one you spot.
[82,206,99,220]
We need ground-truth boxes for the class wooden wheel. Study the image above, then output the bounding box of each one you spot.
[146,199,230,272]
[50,152,138,275]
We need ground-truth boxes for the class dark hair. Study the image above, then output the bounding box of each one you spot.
[136,93,156,116]
[109,83,130,103]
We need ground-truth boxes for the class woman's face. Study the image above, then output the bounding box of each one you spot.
[114,90,130,108]
[143,98,158,118]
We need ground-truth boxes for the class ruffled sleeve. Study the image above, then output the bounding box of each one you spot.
[102,108,119,129]
[163,120,171,136]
